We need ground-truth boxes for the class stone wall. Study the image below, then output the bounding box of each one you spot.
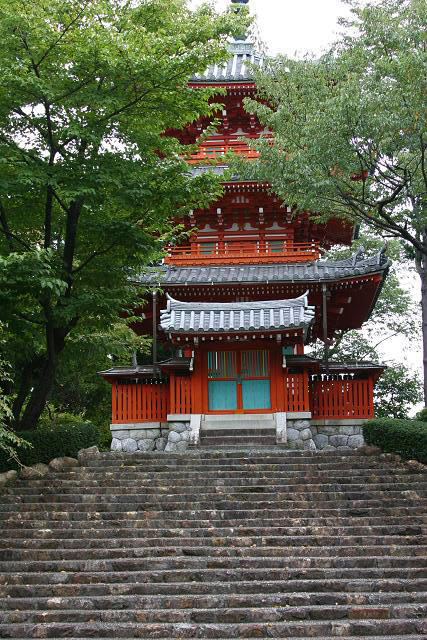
[164,422,191,452]
[111,425,168,453]
[285,418,365,451]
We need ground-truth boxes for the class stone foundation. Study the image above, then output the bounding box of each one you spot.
[285,416,365,451]
[111,416,366,452]
[111,424,168,453]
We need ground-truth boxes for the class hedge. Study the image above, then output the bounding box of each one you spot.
[0,419,99,472]
[363,418,427,465]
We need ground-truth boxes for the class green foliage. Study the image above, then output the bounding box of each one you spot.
[0,0,248,428]
[374,364,422,419]
[415,407,427,422]
[0,322,30,460]
[0,417,99,472]
[363,418,427,464]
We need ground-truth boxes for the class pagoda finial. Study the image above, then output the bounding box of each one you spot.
[231,0,250,40]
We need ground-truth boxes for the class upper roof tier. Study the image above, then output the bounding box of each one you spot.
[139,248,389,287]
[190,41,262,84]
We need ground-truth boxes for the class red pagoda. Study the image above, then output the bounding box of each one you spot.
[100,0,388,453]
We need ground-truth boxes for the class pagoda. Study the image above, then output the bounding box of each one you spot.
[100,0,388,453]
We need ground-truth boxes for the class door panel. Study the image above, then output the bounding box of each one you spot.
[208,380,238,411]
[242,379,271,410]
[207,349,271,412]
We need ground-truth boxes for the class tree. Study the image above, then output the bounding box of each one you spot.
[0,324,28,460]
[308,231,423,418]
[0,0,248,429]
[238,0,427,401]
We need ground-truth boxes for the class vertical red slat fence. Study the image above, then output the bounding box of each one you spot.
[284,373,310,412]
[310,378,374,419]
[169,375,193,415]
[112,382,169,424]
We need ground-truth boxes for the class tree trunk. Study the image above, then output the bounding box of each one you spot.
[17,356,56,430]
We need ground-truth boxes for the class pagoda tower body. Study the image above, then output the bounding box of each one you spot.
[100,3,389,452]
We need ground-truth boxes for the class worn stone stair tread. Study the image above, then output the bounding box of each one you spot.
[3,546,426,562]
[1,618,426,638]
[2,602,427,625]
[3,591,427,610]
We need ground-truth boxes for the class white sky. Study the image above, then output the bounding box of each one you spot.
[190,0,354,56]
[190,0,424,410]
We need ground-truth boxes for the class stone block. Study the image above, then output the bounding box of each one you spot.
[300,428,313,441]
[181,430,191,441]
[137,439,155,452]
[330,435,349,447]
[168,422,189,433]
[287,428,301,442]
[49,457,79,471]
[175,441,189,451]
[121,438,138,453]
[20,463,49,480]
[139,429,161,440]
[323,445,337,451]
[155,437,167,451]
[6,469,18,482]
[168,431,182,443]
[348,434,364,449]
[313,434,329,449]
[164,442,177,452]
[111,438,122,452]
[303,439,317,451]
[0,470,18,489]
[340,425,355,436]
[316,426,339,435]
[293,420,310,429]
[78,446,100,464]
[109,430,130,440]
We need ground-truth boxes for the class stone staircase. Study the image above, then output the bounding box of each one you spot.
[200,414,277,446]
[0,448,426,638]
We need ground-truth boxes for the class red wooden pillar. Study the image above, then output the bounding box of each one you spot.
[169,372,176,415]
[273,349,286,412]
[191,349,204,414]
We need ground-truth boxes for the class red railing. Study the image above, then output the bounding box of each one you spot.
[170,375,193,415]
[285,373,310,412]
[187,141,264,164]
[310,378,374,419]
[112,382,169,424]
[165,241,320,266]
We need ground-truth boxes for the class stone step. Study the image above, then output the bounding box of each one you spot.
[0,555,425,575]
[2,544,425,561]
[2,517,425,536]
[1,566,426,587]
[2,577,426,599]
[2,488,426,511]
[3,479,426,501]
[2,601,427,625]
[2,590,427,612]
[0,618,425,638]
[200,436,278,446]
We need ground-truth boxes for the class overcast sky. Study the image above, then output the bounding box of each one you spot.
[190,0,354,57]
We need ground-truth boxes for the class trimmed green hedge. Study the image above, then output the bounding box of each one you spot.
[0,419,99,472]
[363,418,427,464]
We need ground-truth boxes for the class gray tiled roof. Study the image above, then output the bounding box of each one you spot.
[191,41,262,83]
[160,293,315,335]
[139,249,389,287]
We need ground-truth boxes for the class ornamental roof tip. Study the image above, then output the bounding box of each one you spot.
[160,293,315,335]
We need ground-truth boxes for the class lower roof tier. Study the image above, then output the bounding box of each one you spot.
[160,293,315,339]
